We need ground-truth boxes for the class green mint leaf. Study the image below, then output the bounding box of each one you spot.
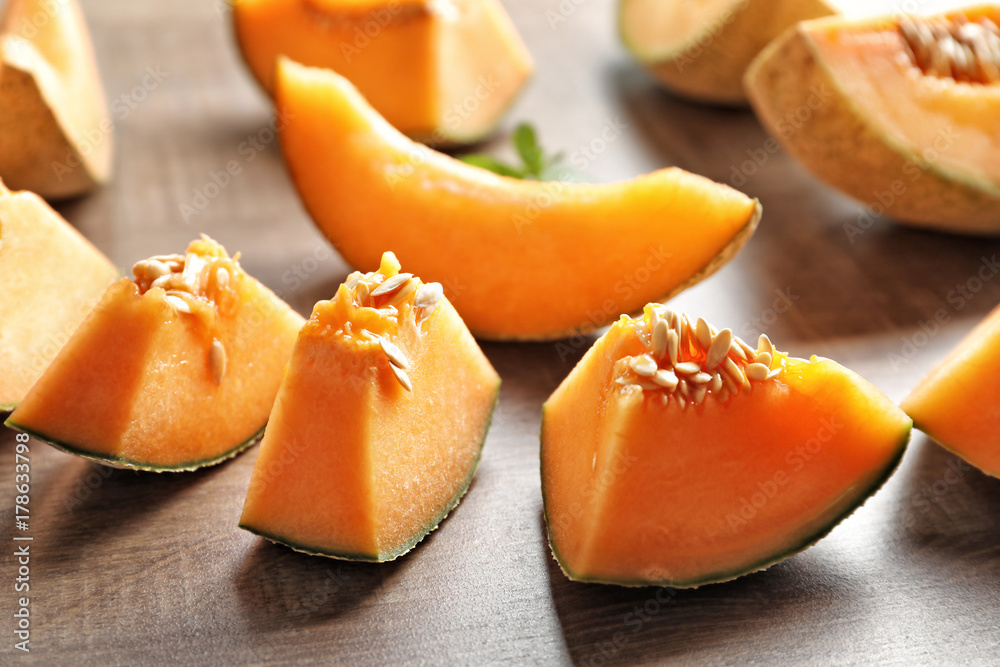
[458,154,525,179]
[513,123,543,175]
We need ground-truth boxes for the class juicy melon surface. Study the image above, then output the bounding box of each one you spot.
[5,237,305,470]
[542,306,911,587]
[239,252,500,561]
[902,304,1000,478]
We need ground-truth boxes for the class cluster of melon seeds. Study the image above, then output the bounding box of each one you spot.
[615,307,783,408]
[899,13,1000,84]
[341,267,444,392]
[130,239,239,385]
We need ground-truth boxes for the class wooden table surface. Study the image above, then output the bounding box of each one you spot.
[3,0,1000,664]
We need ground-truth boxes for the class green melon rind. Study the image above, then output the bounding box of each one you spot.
[2,419,266,472]
[540,405,911,588]
[1,403,16,413]
[238,385,500,562]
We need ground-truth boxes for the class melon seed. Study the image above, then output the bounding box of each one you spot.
[745,363,770,382]
[389,363,413,392]
[652,369,679,391]
[705,329,733,370]
[210,339,226,385]
[372,272,414,297]
[675,361,701,376]
[378,336,410,370]
[165,294,191,314]
[414,282,444,309]
[667,329,680,366]
[630,354,659,378]
[652,319,669,360]
[695,317,712,350]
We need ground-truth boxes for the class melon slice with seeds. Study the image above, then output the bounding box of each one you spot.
[5,236,305,471]
[542,305,911,587]
[0,179,117,411]
[239,251,500,561]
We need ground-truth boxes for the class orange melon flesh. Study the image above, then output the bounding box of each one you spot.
[5,237,305,471]
[233,0,533,143]
[276,58,762,340]
[806,7,1000,186]
[240,251,500,561]
[902,304,1000,478]
[542,306,911,587]
[0,180,117,410]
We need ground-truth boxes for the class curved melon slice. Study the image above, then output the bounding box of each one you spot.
[902,304,1000,477]
[240,251,499,561]
[5,237,305,471]
[620,0,837,105]
[233,0,533,145]
[0,180,118,410]
[276,58,762,340]
[542,305,910,587]
[744,6,1000,233]
[0,0,113,198]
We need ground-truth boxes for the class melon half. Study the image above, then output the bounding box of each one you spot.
[240,252,500,561]
[744,6,1000,233]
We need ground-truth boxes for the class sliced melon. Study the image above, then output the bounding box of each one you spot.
[620,0,837,105]
[902,304,1000,477]
[0,0,113,198]
[5,237,305,471]
[0,179,117,410]
[240,251,499,561]
[744,6,1000,233]
[276,58,762,340]
[542,305,911,587]
[233,0,533,144]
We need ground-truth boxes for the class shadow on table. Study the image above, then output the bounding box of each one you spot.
[541,508,868,665]
[37,454,231,549]
[234,537,405,633]
[895,434,1000,554]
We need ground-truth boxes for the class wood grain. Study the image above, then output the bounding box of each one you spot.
[3,0,1000,664]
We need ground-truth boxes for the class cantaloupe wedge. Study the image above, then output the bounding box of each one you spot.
[276,58,762,340]
[542,306,911,587]
[0,0,113,198]
[233,0,533,144]
[744,6,1000,233]
[620,0,838,105]
[903,304,1000,477]
[240,251,499,561]
[0,179,118,411]
[5,237,305,471]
